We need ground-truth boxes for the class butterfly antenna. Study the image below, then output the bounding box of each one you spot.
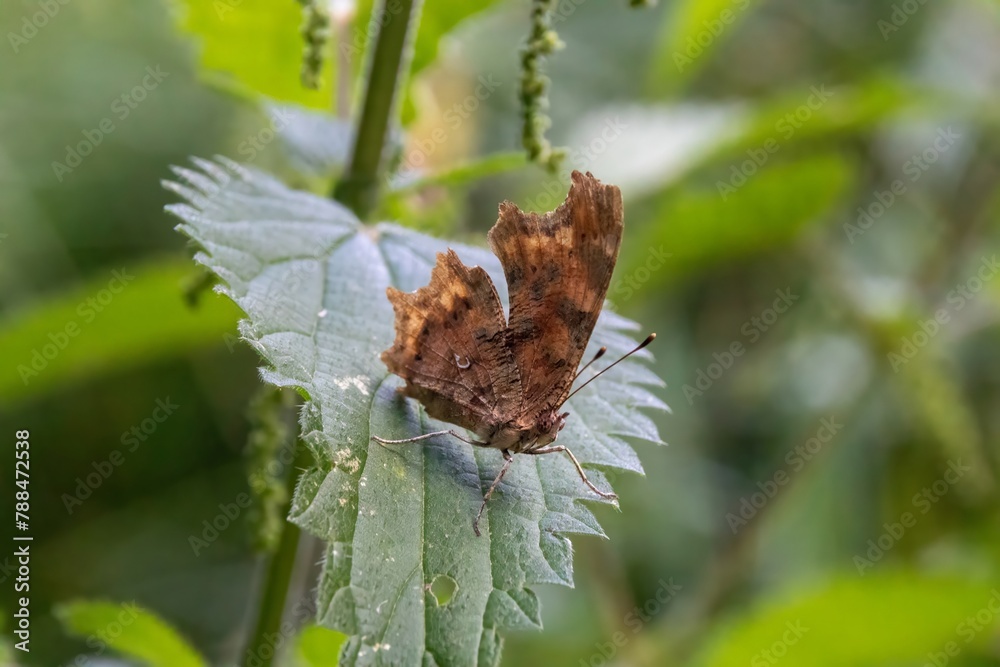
[564,333,656,403]
[573,346,607,382]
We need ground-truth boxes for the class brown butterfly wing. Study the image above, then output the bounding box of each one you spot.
[381,249,523,435]
[487,171,623,417]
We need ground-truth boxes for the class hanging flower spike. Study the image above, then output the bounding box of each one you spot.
[297,0,331,90]
[520,0,566,173]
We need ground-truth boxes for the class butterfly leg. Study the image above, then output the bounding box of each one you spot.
[527,446,618,501]
[371,429,484,447]
[473,449,513,537]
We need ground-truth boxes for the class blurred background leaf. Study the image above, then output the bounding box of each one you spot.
[172,0,334,108]
[293,624,348,667]
[698,573,1000,667]
[0,259,240,405]
[56,599,207,667]
[2,0,1000,665]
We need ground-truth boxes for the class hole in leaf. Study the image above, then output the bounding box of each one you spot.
[429,574,458,606]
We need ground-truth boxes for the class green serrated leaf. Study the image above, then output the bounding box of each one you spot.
[165,158,666,667]
[698,572,1000,667]
[56,599,206,667]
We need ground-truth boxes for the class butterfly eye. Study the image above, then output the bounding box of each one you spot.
[454,354,471,369]
[558,412,569,430]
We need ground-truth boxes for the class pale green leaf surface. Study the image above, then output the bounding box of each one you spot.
[56,599,206,667]
[165,158,666,667]
[267,103,356,178]
[697,572,1000,667]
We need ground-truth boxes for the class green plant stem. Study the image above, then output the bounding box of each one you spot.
[243,2,424,661]
[333,0,423,218]
[243,441,311,667]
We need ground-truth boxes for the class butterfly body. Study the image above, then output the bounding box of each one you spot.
[477,409,567,453]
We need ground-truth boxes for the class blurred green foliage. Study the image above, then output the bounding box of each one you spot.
[56,599,207,667]
[2,0,1000,665]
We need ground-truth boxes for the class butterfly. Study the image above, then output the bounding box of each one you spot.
[374,171,654,535]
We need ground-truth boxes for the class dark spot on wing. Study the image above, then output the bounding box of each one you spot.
[587,262,609,291]
[508,264,524,286]
[508,320,540,345]
[556,297,587,328]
